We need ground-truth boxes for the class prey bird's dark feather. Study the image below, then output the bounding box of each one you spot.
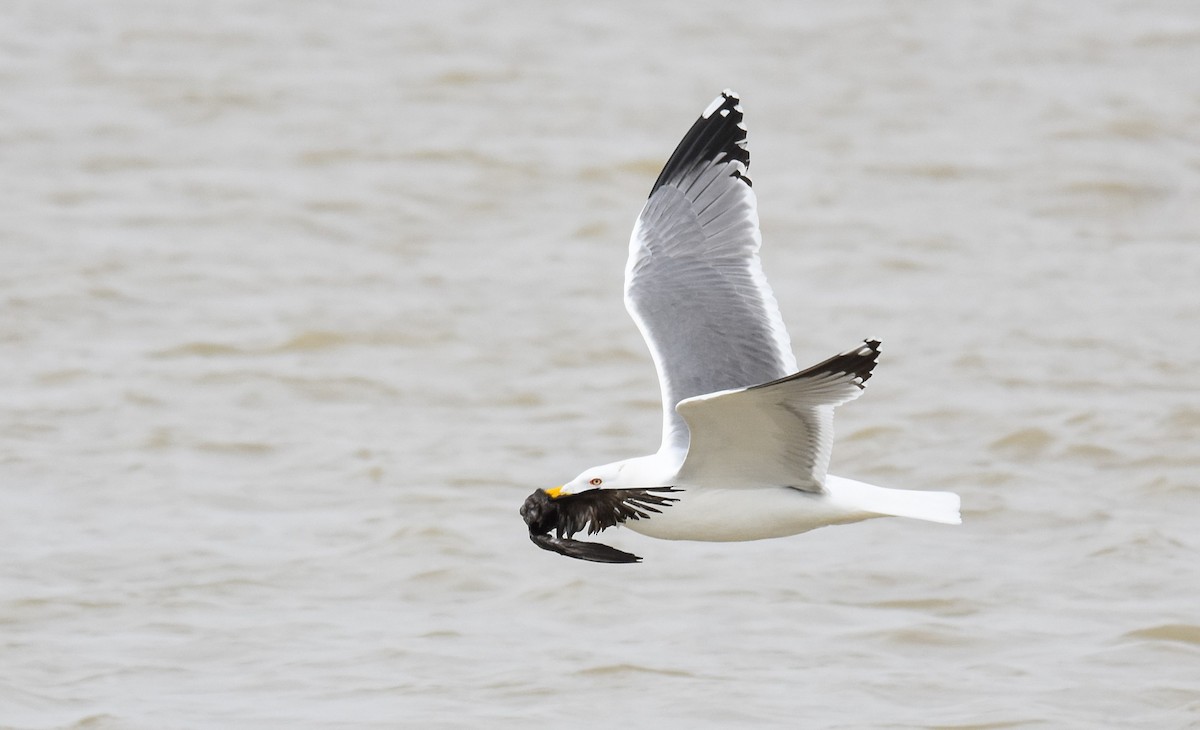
[520,487,680,563]
[529,534,644,564]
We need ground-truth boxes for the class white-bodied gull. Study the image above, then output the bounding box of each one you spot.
[521,90,961,563]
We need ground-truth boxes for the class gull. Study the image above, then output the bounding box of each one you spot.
[521,90,961,563]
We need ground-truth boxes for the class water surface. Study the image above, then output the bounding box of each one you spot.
[2,2,1198,727]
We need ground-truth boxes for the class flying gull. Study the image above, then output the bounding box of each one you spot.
[521,90,961,563]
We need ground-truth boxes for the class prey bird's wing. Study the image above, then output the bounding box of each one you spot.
[528,534,644,564]
[552,487,680,538]
[625,90,797,455]
[520,487,679,564]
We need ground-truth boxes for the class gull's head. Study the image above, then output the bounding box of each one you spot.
[557,454,670,495]
[561,459,631,494]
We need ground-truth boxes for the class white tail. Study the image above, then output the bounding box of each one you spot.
[825,475,962,525]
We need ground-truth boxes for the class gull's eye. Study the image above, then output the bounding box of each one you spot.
[589,478,603,486]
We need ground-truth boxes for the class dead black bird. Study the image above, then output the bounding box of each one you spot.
[520,486,680,563]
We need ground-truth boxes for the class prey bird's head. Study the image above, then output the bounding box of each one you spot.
[518,488,560,536]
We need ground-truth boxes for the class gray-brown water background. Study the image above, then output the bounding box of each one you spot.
[2,2,1198,727]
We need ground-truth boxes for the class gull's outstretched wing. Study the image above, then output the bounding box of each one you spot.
[625,90,796,455]
[675,340,881,490]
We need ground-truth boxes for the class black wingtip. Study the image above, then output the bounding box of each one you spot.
[701,89,741,120]
[854,339,883,386]
[648,90,751,197]
[819,339,882,388]
[750,339,882,392]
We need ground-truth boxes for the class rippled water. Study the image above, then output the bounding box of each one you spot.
[3,2,1198,728]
